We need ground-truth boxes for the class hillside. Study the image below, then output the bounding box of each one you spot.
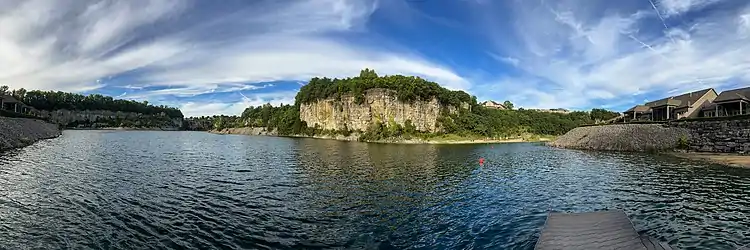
[199,69,603,142]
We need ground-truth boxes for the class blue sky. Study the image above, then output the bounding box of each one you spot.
[2,0,750,117]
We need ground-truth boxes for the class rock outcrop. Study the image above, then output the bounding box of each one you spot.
[0,117,61,151]
[38,109,183,129]
[299,88,458,133]
[548,124,690,152]
[211,127,278,136]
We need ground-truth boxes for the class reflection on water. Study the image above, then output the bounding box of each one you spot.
[1,130,750,249]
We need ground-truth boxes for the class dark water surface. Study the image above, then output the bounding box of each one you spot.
[2,130,750,249]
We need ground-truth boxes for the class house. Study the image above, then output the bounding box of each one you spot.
[0,95,38,116]
[702,87,750,117]
[623,105,652,121]
[1,95,22,113]
[480,101,507,110]
[623,88,717,122]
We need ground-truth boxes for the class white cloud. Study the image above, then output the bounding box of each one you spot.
[179,91,297,117]
[657,0,723,17]
[0,0,469,110]
[477,0,750,110]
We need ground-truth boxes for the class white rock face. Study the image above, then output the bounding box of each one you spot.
[37,109,183,128]
[299,89,456,133]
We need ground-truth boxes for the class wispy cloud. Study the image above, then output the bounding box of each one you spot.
[178,91,298,118]
[0,0,469,115]
[475,0,750,110]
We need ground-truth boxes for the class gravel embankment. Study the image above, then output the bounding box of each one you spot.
[547,124,690,152]
[0,117,61,151]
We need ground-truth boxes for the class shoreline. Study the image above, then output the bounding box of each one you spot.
[210,129,552,145]
[65,127,181,131]
[0,117,62,151]
[668,152,750,168]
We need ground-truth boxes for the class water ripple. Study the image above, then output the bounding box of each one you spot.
[2,131,750,249]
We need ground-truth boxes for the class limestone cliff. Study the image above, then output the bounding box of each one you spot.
[37,109,183,129]
[299,88,460,133]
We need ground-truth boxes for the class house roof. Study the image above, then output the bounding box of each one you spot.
[645,88,715,108]
[625,105,651,113]
[714,86,750,103]
[0,95,21,103]
[481,100,507,109]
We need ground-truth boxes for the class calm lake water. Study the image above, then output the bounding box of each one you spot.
[1,130,750,249]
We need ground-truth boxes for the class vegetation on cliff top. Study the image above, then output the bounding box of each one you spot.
[1,86,183,118]
[295,68,473,107]
[193,69,618,142]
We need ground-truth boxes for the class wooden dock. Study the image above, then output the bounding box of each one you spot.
[535,210,672,250]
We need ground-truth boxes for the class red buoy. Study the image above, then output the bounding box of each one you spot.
[479,158,485,165]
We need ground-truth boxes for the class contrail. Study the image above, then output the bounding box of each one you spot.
[647,0,677,44]
[628,35,662,56]
[628,35,706,85]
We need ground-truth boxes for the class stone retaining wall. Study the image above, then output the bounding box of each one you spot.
[669,119,750,153]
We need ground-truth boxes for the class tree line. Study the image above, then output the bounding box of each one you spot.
[0,86,183,118]
[196,69,620,140]
[295,68,473,107]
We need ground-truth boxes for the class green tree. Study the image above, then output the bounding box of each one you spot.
[590,108,620,122]
[503,100,514,110]
[0,85,8,96]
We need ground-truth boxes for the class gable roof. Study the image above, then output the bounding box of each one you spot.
[714,86,750,103]
[481,100,507,109]
[645,88,714,108]
[0,95,20,103]
[625,105,651,113]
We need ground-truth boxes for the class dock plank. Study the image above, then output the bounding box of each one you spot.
[535,210,670,250]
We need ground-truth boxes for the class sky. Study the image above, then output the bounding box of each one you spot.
[2,0,750,117]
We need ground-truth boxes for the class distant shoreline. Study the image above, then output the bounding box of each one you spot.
[65,127,181,131]
[209,128,553,145]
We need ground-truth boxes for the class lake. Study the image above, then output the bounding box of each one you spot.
[1,130,749,249]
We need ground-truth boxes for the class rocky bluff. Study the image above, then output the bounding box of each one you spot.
[38,109,183,129]
[300,88,465,133]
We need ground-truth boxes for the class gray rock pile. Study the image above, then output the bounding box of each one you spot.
[0,117,61,151]
[547,124,690,152]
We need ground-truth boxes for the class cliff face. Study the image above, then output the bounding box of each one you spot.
[37,109,183,129]
[0,117,61,151]
[299,89,458,133]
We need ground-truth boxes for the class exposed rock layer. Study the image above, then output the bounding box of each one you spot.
[0,117,61,151]
[299,89,457,133]
[37,109,183,129]
[212,127,278,136]
[548,124,690,152]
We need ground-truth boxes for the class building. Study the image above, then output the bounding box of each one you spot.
[701,87,750,117]
[480,100,507,110]
[623,88,717,122]
[623,105,652,121]
[1,95,23,113]
[534,108,571,114]
[1,95,37,116]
